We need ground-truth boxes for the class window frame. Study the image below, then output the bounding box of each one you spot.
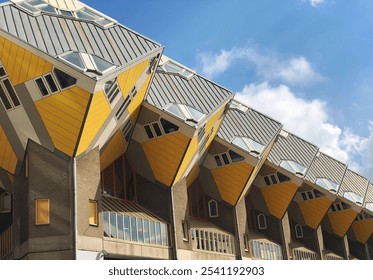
[208,199,219,218]
[294,224,303,238]
[35,198,50,225]
[182,220,189,242]
[0,192,11,213]
[89,199,99,226]
[257,213,267,230]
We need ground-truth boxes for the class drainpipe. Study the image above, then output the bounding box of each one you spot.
[169,186,178,260]
[73,158,78,260]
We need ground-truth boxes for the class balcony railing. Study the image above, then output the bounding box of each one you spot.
[293,248,319,260]
[249,240,283,260]
[0,225,12,259]
[325,254,344,260]
[191,228,235,255]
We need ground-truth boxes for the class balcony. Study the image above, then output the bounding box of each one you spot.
[0,225,12,260]
[249,239,283,260]
[292,248,319,260]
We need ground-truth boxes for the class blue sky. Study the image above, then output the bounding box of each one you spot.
[84,0,373,180]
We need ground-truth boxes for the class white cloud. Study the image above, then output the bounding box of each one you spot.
[197,47,322,85]
[235,82,372,179]
[309,0,325,7]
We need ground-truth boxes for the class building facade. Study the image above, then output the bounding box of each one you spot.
[0,0,372,260]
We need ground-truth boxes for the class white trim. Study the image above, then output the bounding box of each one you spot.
[208,199,219,218]
[257,213,267,230]
[295,224,303,238]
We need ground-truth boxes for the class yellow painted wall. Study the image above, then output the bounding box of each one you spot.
[327,209,358,237]
[212,162,253,206]
[35,86,90,156]
[261,182,298,219]
[0,125,17,174]
[186,163,200,187]
[142,132,190,186]
[298,197,332,229]
[100,130,126,171]
[76,90,111,156]
[117,59,149,99]
[351,219,373,244]
[0,36,52,85]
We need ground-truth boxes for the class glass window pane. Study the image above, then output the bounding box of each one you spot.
[214,155,222,167]
[36,78,49,97]
[117,214,123,239]
[221,153,230,165]
[143,220,150,243]
[130,217,137,241]
[19,3,38,13]
[232,136,249,152]
[137,218,143,243]
[76,10,97,20]
[228,150,244,163]
[186,105,205,122]
[164,103,185,119]
[144,125,154,139]
[149,221,156,244]
[124,216,130,241]
[3,79,20,106]
[264,176,271,186]
[39,5,57,14]
[277,172,290,183]
[97,18,113,26]
[270,175,277,184]
[160,118,179,134]
[91,54,115,73]
[155,222,161,245]
[60,10,73,17]
[103,211,109,237]
[53,68,77,89]
[161,223,168,246]
[109,212,116,238]
[61,52,85,70]
[0,67,6,77]
[44,74,58,93]
[152,122,162,137]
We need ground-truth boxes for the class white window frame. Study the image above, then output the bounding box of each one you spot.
[182,221,189,242]
[257,213,267,230]
[0,192,11,213]
[295,224,303,238]
[208,199,219,218]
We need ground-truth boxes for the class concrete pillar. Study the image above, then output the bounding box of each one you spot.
[315,225,325,259]
[281,211,292,260]
[342,235,350,259]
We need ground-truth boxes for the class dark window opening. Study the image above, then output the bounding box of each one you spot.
[228,150,244,163]
[144,125,154,139]
[221,153,230,165]
[160,118,179,134]
[0,85,12,110]
[270,175,277,184]
[53,68,77,89]
[152,122,162,137]
[0,67,6,77]
[45,74,58,93]
[3,79,20,107]
[36,78,49,96]
[214,155,222,167]
[264,176,271,186]
[277,172,290,182]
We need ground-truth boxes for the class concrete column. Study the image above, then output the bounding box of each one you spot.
[315,225,325,259]
[342,235,350,259]
[234,198,247,259]
[281,211,292,260]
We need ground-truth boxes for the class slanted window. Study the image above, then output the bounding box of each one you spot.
[315,178,339,193]
[232,136,265,155]
[182,221,189,242]
[160,118,179,134]
[89,200,98,226]
[243,234,249,252]
[115,96,130,120]
[208,199,219,218]
[160,60,194,79]
[229,150,245,163]
[330,201,350,212]
[164,103,205,124]
[53,68,77,89]
[365,203,373,212]
[60,52,115,75]
[295,224,303,238]
[214,150,244,167]
[343,191,364,206]
[104,79,120,105]
[280,160,306,176]
[0,66,6,77]
[356,212,369,221]
[0,70,21,111]
[35,198,50,225]
[75,7,114,27]
[19,0,57,15]
[121,119,133,142]
[263,172,290,186]
[257,213,267,230]
[0,192,11,213]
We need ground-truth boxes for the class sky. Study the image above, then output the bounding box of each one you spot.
[83,0,373,181]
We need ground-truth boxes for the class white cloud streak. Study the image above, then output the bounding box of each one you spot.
[197,47,322,86]
[235,82,373,179]
[309,0,325,7]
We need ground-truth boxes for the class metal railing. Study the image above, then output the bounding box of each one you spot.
[191,228,235,255]
[293,248,319,260]
[0,225,12,259]
[249,240,283,260]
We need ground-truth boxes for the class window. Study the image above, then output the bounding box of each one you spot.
[115,96,130,120]
[198,125,206,143]
[159,60,194,79]
[257,213,267,230]
[213,150,244,167]
[208,199,219,218]
[164,103,205,124]
[280,160,306,176]
[263,172,290,186]
[60,52,115,75]
[232,136,265,155]
[19,0,57,15]
[182,221,189,242]
[330,201,350,212]
[191,228,234,254]
[366,203,373,212]
[53,68,77,89]
[295,224,303,238]
[0,68,21,111]
[243,234,249,252]
[300,190,323,201]
[355,212,369,221]
[89,200,98,226]
[0,192,11,213]
[35,198,50,225]
[249,240,283,260]
[121,119,133,142]
[74,7,114,27]
[104,79,121,105]
[343,191,364,206]
[315,178,339,193]
[143,118,179,140]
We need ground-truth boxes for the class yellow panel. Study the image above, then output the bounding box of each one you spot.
[0,37,53,85]
[76,90,111,156]
[298,197,332,229]
[327,209,358,237]
[89,200,98,226]
[35,199,50,225]
[117,59,149,99]
[128,74,152,117]
[0,125,17,174]
[142,132,190,186]
[35,87,90,156]
[212,162,253,206]
[100,130,126,171]
[261,182,298,219]
[186,163,200,187]
[173,135,198,185]
[352,219,373,244]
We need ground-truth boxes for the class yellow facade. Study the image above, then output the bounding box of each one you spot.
[100,130,126,171]
[173,136,198,185]
[142,132,190,186]
[35,86,90,156]
[351,219,373,244]
[261,182,298,219]
[0,125,17,174]
[186,163,200,187]
[0,36,52,85]
[117,59,149,99]
[298,197,332,229]
[327,209,358,237]
[212,162,253,206]
[76,90,111,156]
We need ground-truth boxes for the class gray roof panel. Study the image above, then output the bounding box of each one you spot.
[338,169,369,199]
[365,182,373,204]
[146,71,233,115]
[268,132,319,169]
[217,107,282,147]
[305,152,347,185]
[0,3,161,68]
